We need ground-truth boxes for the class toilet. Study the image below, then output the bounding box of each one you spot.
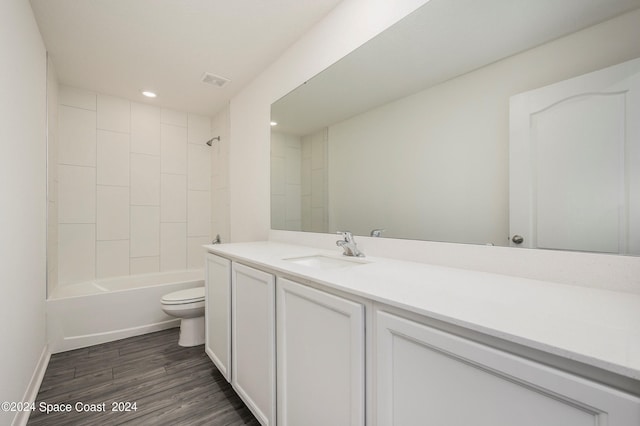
[160,287,205,347]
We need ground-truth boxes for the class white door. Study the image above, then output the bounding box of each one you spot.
[509,57,640,254]
[277,278,365,426]
[204,253,231,382]
[376,310,640,426]
[232,263,276,426]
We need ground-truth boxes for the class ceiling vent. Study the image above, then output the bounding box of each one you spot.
[201,72,231,87]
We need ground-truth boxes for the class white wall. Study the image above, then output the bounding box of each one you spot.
[229,0,429,242]
[47,55,59,296]
[0,0,48,424]
[229,0,640,293]
[327,8,640,245]
[56,87,213,286]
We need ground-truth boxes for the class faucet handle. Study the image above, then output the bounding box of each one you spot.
[336,231,353,241]
[370,229,385,237]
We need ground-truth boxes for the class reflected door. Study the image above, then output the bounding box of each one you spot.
[509,57,640,254]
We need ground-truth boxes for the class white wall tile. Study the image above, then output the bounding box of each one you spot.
[58,106,96,166]
[302,138,312,159]
[97,130,129,186]
[188,144,211,191]
[58,165,96,223]
[311,207,326,233]
[130,206,160,257]
[302,195,312,230]
[130,154,160,205]
[97,94,130,133]
[271,134,285,157]
[97,186,129,240]
[286,147,301,185]
[130,257,159,275]
[161,173,187,222]
[285,184,301,221]
[48,178,58,204]
[187,236,209,269]
[311,169,326,208]
[56,88,215,281]
[161,108,187,127]
[131,102,160,155]
[187,114,211,144]
[271,156,285,195]
[287,220,302,231]
[59,86,96,110]
[59,224,95,285]
[97,240,129,278]
[160,222,187,271]
[161,124,187,174]
[188,190,211,237]
[271,194,286,229]
[311,138,326,170]
[212,186,230,243]
[301,158,311,195]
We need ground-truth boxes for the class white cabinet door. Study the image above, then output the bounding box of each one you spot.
[376,310,640,426]
[204,253,231,382]
[232,263,276,426]
[277,278,365,426]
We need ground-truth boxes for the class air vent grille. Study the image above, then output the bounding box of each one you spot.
[201,72,231,87]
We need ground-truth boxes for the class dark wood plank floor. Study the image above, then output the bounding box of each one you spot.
[28,328,259,425]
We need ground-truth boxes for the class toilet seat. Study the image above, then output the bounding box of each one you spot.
[161,287,205,305]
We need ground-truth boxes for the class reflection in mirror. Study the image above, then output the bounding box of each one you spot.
[271,0,640,254]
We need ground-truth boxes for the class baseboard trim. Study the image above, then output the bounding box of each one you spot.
[12,345,50,426]
[51,319,180,353]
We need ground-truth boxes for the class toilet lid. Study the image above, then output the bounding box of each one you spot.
[161,287,205,305]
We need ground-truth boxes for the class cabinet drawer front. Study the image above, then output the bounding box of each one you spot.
[277,278,365,426]
[376,311,640,426]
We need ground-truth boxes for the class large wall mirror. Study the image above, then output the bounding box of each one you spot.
[270,0,640,255]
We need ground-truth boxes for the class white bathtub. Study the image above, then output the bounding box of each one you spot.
[47,270,204,353]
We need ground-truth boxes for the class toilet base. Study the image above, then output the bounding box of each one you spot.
[178,316,205,347]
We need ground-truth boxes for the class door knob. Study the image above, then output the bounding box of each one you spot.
[511,235,524,244]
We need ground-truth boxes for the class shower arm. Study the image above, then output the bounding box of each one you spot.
[206,136,221,146]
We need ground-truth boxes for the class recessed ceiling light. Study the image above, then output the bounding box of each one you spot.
[141,90,157,98]
[270,121,278,126]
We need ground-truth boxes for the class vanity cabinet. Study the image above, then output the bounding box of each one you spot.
[375,310,640,426]
[231,263,276,426]
[276,278,365,426]
[206,244,640,426]
[204,253,231,382]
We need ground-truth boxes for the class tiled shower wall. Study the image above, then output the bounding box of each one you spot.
[271,131,302,231]
[301,128,328,233]
[57,86,213,286]
[270,128,328,233]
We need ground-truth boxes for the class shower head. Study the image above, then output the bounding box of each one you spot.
[206,136,221,146]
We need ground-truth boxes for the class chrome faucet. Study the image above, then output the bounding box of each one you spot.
[370,228,385,237]
[336,231,365,257]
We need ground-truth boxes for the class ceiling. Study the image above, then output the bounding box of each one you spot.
[271,0,640,135]
[30,0,343,116]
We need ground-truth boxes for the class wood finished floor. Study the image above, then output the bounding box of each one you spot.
[28,328,259,425]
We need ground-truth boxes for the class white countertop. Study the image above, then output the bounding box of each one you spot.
[205,241,640,381]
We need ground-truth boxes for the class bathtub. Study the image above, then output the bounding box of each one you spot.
[47,270,204,353]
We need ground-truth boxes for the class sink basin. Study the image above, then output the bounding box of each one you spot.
[283,255,367,270]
